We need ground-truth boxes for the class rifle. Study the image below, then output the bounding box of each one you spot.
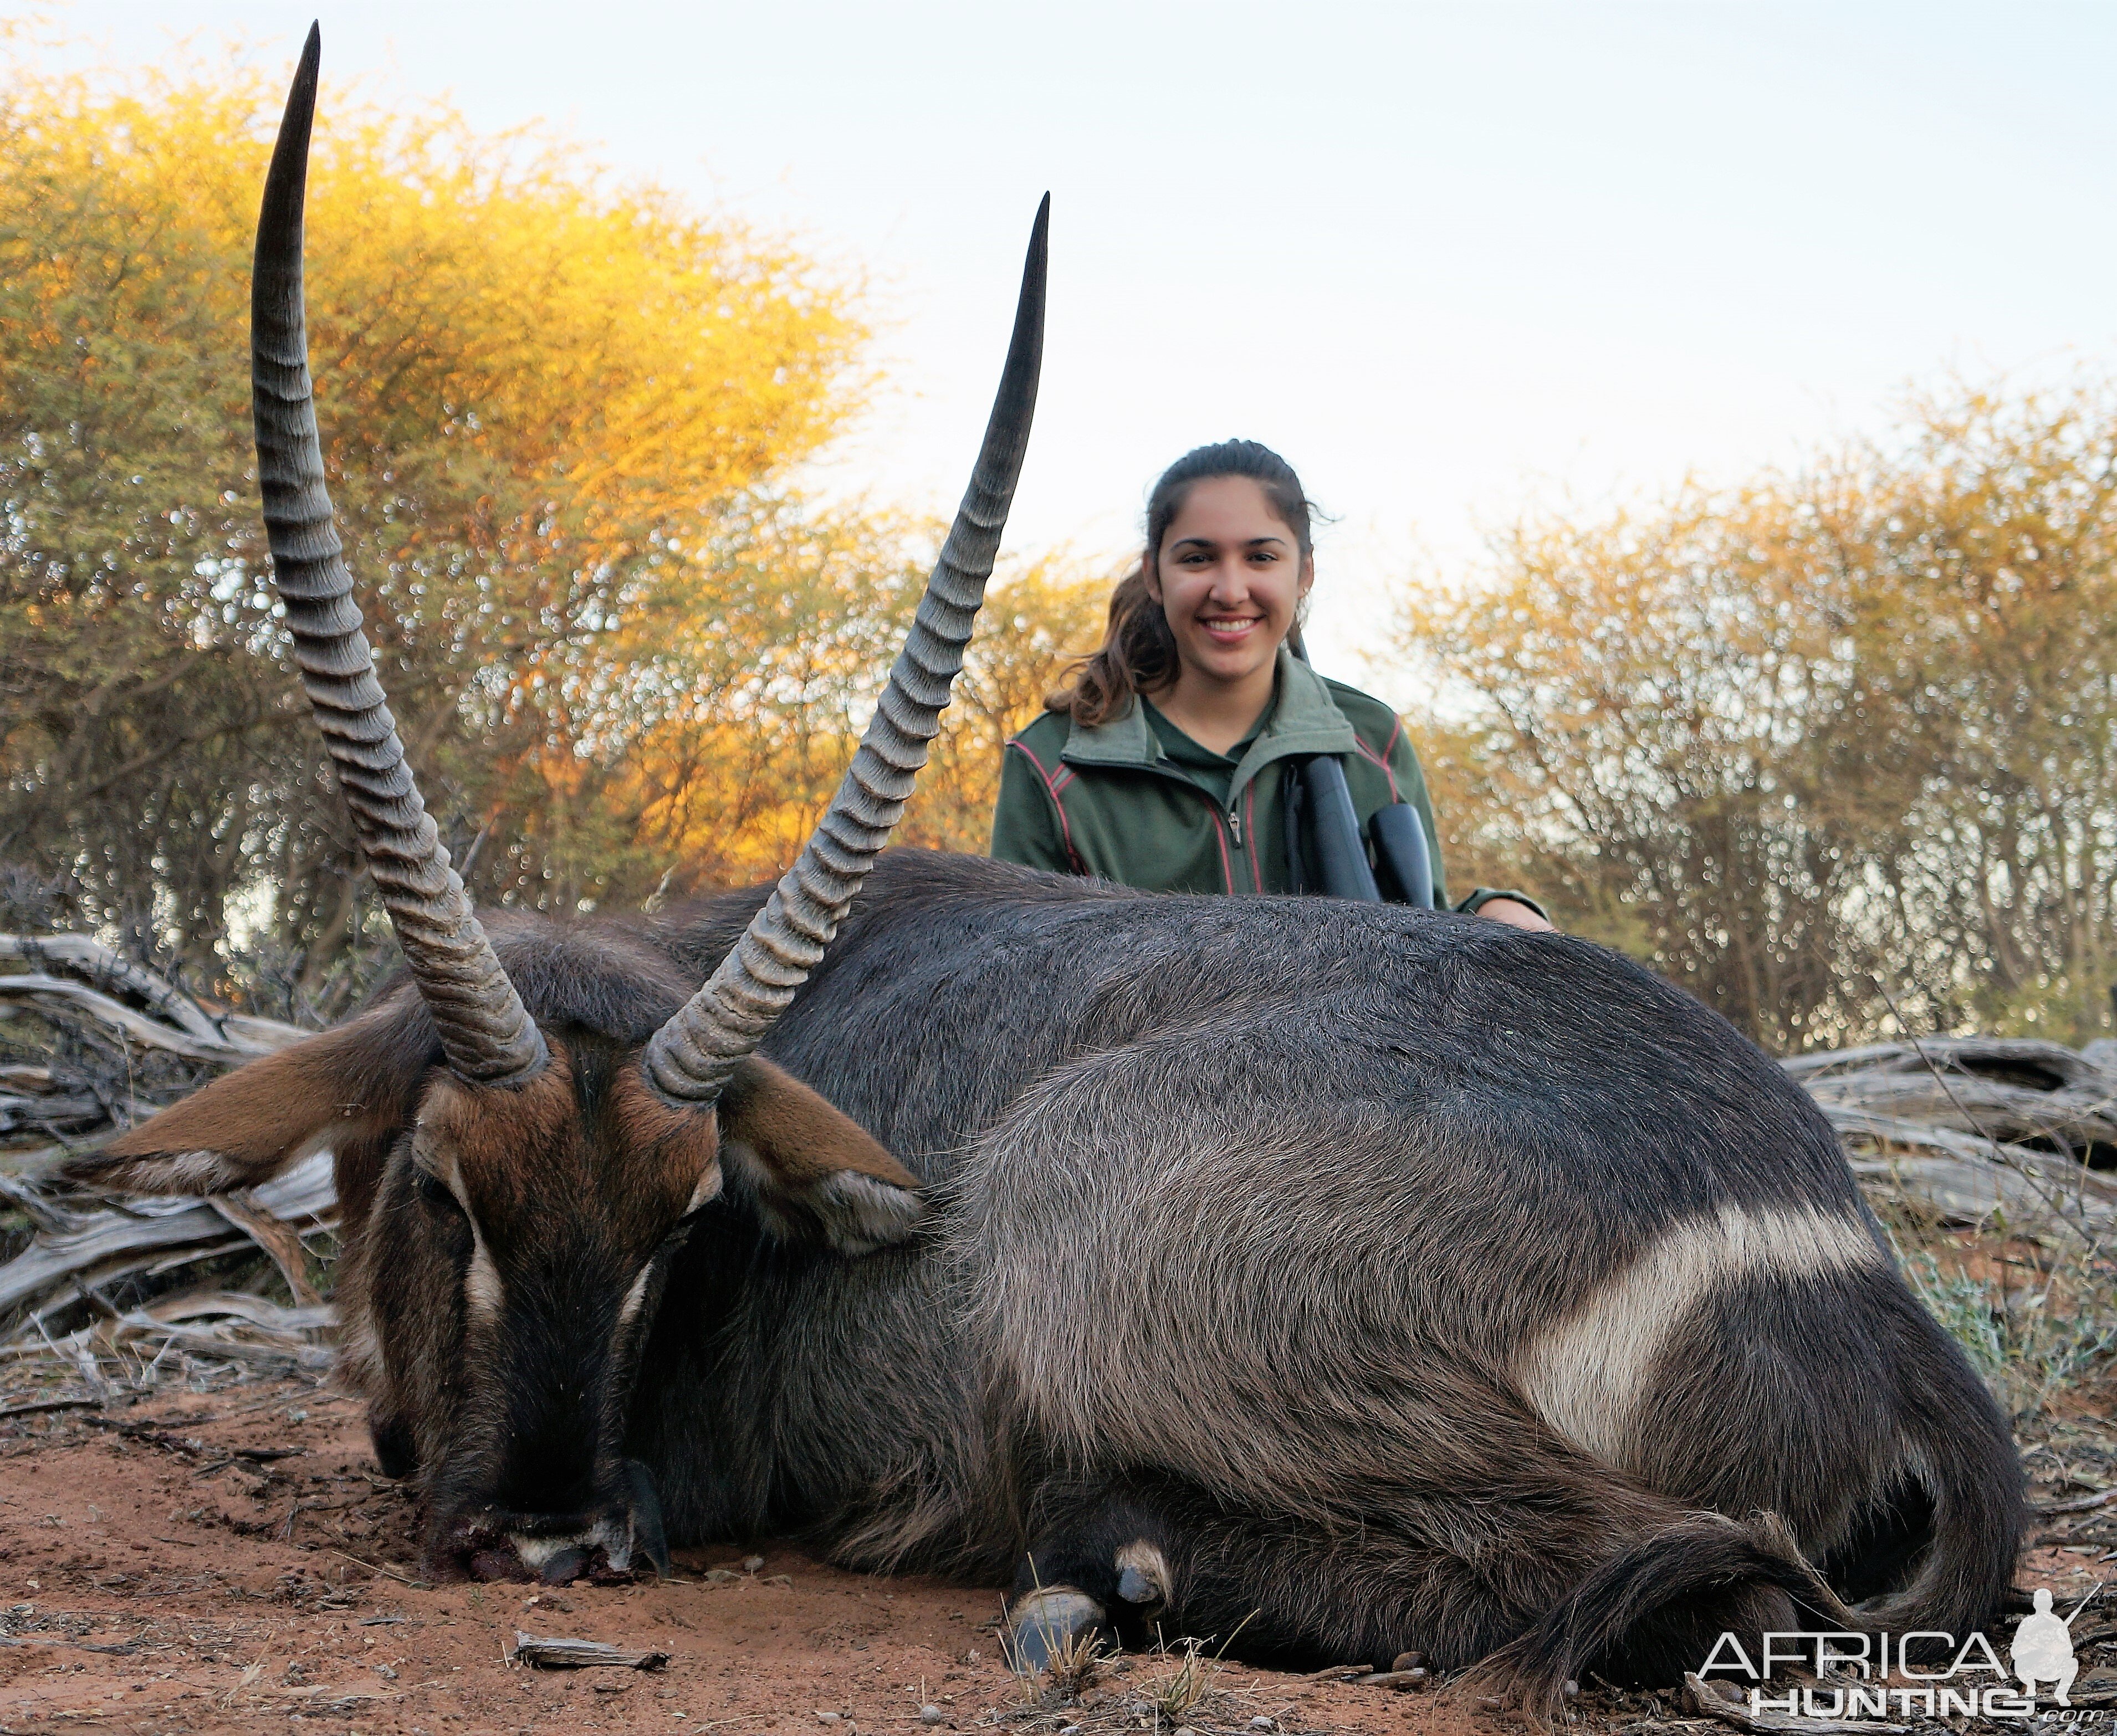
[1285,634,1433,907]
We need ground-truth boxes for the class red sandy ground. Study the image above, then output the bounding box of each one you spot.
[0,1381,1478,1736]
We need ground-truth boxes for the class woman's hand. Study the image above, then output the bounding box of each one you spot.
[1476,898,1554,933]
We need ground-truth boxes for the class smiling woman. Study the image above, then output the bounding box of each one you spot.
[989,440,1549,923]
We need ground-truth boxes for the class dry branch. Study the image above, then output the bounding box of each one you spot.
[208,1191,325,1307]
[0,936,327,1391]
[0,935,228,1043]
[1682,1673,1907,1736]
[1824,1108,2117,1233]
[510,1633,671,1671]
[1796,1037,2117,1155]
[0,1155,335,1317]
[1787,1039,2117,1241]
[1782,1036,2107,1087]
[0,932,304,1164]
[0,974,284,1063]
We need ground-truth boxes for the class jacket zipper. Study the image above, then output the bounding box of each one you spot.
[1118,751,1257,887]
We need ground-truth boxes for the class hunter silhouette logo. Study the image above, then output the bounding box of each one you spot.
[2012,1588,2080,1707]
[1699,1586,2099,1722]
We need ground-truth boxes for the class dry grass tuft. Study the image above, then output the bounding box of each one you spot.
[1142,1635,1216,1720]
[1030,1624,1108,1707]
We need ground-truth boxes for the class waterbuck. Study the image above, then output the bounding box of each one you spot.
[75,29,2023,1714]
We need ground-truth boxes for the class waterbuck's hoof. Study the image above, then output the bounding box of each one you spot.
[1003,1588,1106,1674]
[1113,1540,1170,1613]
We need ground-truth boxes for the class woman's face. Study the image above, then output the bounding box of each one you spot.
[1146,475,1313,691]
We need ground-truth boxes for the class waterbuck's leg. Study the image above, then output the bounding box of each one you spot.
[1006,1468,1487,1672]
[1005,1465,1818,1687]
[1004,1480,1177,1668]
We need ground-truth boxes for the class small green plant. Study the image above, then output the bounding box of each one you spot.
[1901,1248,2009,1377]
[1899,1243,2117,1420]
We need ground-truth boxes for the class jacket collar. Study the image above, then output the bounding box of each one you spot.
[1060,646,1359,791]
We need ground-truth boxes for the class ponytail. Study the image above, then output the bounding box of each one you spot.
[1046,562,1177,728]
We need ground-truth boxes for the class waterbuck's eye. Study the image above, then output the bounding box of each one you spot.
[413,1168,459,1213]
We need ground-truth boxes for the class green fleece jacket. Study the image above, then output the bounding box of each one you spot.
[989,648,1532,912]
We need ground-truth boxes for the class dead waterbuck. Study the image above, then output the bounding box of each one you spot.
[74,28,2023,1714]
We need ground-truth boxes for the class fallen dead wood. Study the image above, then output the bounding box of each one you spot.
[1828,1109,2117,1233]
[115,1311,334,1372]
[1682,1673,1908,1736]
[1787,1036,2117,1241]
[1784,1035,2109,1087]
[0,931,303,1155]
[0,974,269,1064]
[0,1393,103,1419]
[510,1632,671,1671]
[0,934,303,1058]
[0,1153,335,1317]
[0,934,328,1388]
[208,1192,324,1307]
[2035,1487,2116,1517]
[3,1287,338,1383]
[148,1290,334,1333]
[0,935,229,1043]
[1794,1036,2117,1155]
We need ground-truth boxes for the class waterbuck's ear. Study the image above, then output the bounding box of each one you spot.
[66,1005,423,1197]
[717,1057,923,1257]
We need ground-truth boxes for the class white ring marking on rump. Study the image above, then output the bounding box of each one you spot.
[1515,1202,1881,1468]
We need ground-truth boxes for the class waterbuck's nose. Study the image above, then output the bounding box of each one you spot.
[436,1460,671,1585]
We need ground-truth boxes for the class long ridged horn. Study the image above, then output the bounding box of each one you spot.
[253,26,548,1088]
[643,197,1049,1105]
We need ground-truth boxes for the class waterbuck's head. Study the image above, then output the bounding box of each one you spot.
[67,25,1046,1584]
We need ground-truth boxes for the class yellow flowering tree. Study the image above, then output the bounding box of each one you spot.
[0,45,858,1004]
[1401,383,2117,1049]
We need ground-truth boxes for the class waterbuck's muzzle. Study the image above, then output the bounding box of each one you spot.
[410,1205,684,1585]
[438,1458,671,1584]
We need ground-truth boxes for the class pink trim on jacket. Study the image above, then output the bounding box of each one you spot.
[1006,739,1087,874]
[1351,715,1404,802]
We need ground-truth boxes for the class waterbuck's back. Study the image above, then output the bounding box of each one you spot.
[708,852,1921,1537]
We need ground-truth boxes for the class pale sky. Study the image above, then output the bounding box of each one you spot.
[41,2,2117,697]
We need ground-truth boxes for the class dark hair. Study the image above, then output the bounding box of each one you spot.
[1049,440,1317,727]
